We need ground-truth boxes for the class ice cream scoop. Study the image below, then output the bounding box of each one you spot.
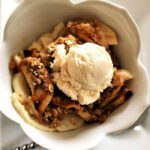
[66,43,113,90]
[51,43,113,105]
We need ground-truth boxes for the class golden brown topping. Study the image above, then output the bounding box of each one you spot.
[47,35,79,52]
[20,57,54,113]
[67,20,118,49]
[67,20,96,37]
[42,106,64,127]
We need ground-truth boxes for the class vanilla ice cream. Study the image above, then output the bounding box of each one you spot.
[51,43,113,105]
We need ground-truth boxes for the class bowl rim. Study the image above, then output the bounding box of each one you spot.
[3,0,141,58]
[0,0,149,150]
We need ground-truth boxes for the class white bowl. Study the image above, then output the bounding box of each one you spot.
[0,0,149,149]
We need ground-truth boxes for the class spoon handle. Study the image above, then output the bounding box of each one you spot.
[11,142,40,150]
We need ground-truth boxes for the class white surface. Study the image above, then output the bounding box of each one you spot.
[0,0,150,150]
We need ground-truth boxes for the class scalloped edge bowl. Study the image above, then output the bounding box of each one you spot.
[0,0,149,150]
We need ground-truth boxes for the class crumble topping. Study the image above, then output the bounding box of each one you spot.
[9,20,133,129]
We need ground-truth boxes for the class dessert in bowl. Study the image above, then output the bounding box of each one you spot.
[9,19,134,132]
[0,0,149,149]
